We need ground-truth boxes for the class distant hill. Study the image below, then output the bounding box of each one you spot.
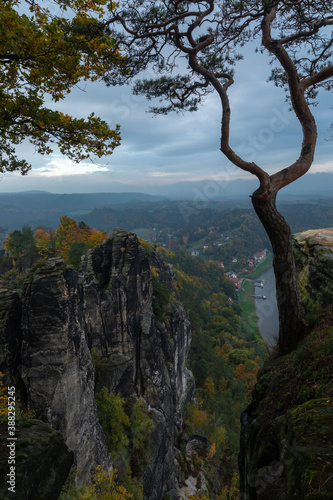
[0,191,164,210]
[111,172,333,200]
[0,192,165,230]
[1,184,333,232]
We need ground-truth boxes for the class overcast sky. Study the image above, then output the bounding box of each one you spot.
[1,36,332,195]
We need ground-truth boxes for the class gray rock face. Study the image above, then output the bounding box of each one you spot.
[79,229,193,499]
[293,227,333,310]
[20,257,111,481]
[0,289,26,403]
[0,419,73,500]
[0,229,193,499]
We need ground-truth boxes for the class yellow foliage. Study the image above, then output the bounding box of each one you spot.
[219,471,239,499]
[54,217,108,263]
[34,228,53,258]
[185,402,208,431]
[207,442,216,459]
[234,361,259,397]
[150,266,159,278]
[214,342,232,362]
[55,216,79,261]
[0,372,8,418]
[86,229,107,247]
[186,494,210,500]
[211,426,227,453]
[79,466,134,499]
[204,376,215,398]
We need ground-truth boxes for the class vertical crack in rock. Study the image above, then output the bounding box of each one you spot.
[0,229,194,499]
[20,257,111,482]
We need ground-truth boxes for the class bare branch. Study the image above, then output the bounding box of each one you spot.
[301,64,333,89]
[278,16,333,45]
[261,4,318,192]
[187,52,270,187]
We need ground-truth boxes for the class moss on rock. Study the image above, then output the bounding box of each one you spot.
[240,316,333,499]
[0,419,73,500]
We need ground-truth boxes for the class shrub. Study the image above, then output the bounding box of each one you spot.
[131,399,154,451]
[95,388,130,456]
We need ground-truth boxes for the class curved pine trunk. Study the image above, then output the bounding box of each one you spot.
[252,188,306,354]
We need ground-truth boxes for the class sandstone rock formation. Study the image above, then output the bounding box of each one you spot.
[79,229,193,499]
[0,229,193,499]
[20,257,111,481]
[294,227,333,313]
[239,227,333,499]
[0,419,73,500]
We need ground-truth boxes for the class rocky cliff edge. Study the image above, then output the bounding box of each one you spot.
[239,228,333,499]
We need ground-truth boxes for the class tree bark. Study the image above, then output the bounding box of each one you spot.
[251,184,307,353]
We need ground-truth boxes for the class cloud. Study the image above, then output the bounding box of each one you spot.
[310,161,333,174]
[34,156,110,177]
[1,35,332,194]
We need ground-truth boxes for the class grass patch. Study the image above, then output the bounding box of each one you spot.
[245,254,273,279]
[187,237,209,254]
[240,280,259,337]
[242,280,251,297]
[21,420,34,428]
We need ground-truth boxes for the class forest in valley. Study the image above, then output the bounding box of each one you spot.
[2,196,333,274]
[0,215,267,496]
[155,246,267,492]
[0,200,331,496]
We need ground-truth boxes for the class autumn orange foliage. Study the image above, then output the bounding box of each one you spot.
[55,216,107,263]
[34,228,54,258]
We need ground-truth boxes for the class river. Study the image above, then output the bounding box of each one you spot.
[254,266,279,350]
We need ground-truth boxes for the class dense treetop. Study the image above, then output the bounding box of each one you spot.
[0,0,123,174]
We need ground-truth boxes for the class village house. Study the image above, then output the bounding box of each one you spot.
[226,271,240,287]
[229,276,239,288]
[253,249,267,263]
